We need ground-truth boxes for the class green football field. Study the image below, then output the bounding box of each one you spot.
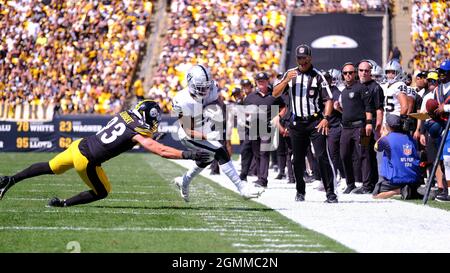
[0,152,352,253]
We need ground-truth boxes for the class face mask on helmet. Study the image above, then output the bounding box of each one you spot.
[133,100,162,133]
[187,65,214,100]
[328,68,341,86]
[384,60,403,84]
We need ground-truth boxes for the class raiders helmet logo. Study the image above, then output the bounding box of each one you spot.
[309,90,315,96]
[299,48,305,53]
[349,92,354,99]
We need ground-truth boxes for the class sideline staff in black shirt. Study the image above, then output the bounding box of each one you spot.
[336,62,374,194]
[242,72,284,187]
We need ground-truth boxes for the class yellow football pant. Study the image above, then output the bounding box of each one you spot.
[49,139,111,195]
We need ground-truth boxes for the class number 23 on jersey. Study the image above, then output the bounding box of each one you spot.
[96,117,126,144]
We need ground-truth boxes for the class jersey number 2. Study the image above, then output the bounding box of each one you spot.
[97,117,126,144]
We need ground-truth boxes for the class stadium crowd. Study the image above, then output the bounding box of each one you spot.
[0,0,153,117]
[147,0,291,113]
[0,0,447,130]
[410,0,450,72]
[292,0,390,13]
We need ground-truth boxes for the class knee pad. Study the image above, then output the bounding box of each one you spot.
[214,147,230,165]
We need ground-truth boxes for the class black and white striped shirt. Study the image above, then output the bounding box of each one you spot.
[275,66,332,118]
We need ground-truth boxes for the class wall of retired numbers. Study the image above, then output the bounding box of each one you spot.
[0,115,185,152]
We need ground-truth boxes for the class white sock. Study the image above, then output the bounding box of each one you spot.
[219,161,244,190]
[183,165,204,186]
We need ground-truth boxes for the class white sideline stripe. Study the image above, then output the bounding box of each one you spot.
[233,243,323,248]
[0,226,296,235]
[0,209,182,216]
[219,232,302,237]
[8,197,169,203]
[0,209,259,217]
[199,228,297,234]
[13,189,168,195]
[30,183,163,189]
[0,226,226,232]
[209,225,285,231]
[203,216,273,223]
[238,238,308,242]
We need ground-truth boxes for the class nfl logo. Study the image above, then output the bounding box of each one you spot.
[403,144,412,156]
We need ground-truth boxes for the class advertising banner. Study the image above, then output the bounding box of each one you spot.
[0,115,185,152]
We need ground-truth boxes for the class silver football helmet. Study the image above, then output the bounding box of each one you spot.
[186,64,214,100]
[365,59,378,70]
[328,68,342,86]
[371,65,384,83]
[384,60,403,84]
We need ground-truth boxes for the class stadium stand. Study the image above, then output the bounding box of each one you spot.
[292,0,390,13]
[147,0,293,113]
[0,0,153,118]
[410,1,450,72]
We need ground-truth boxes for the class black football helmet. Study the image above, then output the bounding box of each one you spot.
[132,100,162,132]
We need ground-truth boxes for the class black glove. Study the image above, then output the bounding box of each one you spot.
[182,150,211,162]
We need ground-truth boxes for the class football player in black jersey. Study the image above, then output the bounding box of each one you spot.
[0,100,210,207]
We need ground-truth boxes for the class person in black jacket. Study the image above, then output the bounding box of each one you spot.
[335,62,374,194]
[358,60,385,193]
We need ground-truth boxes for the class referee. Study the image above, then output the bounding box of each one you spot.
[273,44,337,203]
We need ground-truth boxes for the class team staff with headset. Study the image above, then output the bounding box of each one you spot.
[335,62,375,194]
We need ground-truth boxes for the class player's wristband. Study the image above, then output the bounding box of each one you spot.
[366,119,373,125]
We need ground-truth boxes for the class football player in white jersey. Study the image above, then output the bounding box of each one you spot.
[171,64,264,202]
[380,60,411,128]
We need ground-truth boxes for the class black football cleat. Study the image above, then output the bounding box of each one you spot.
[325,195,338,203]
[352,187,372,195]
[295,192,305,202]
[435,194,450,202]
[47,197,65,207]
[0,176,14,200]
[343,184,356,194]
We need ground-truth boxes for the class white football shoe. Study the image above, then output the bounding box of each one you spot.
[173,176,189,202]
[238,182,265,199]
